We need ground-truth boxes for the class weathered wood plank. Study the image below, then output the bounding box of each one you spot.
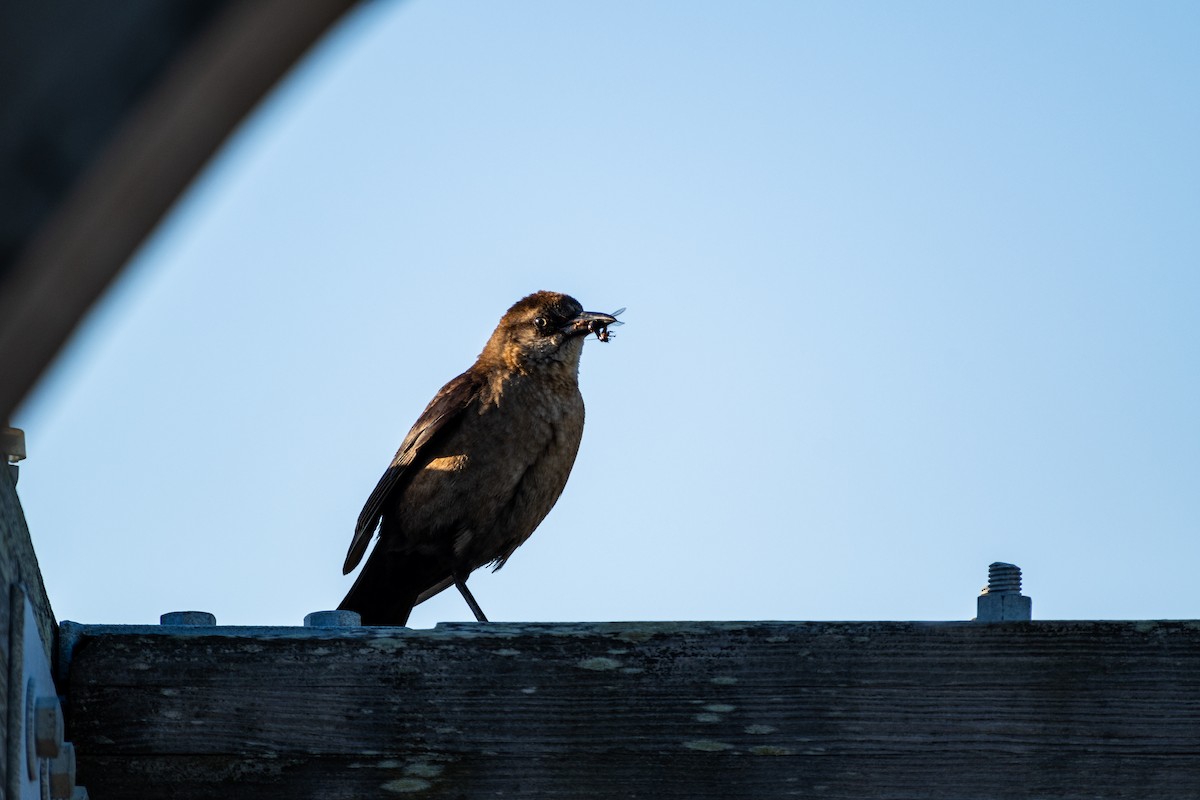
[63,620,1200,799]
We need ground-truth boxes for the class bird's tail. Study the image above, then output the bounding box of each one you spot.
[338,548,457,626]
[338,551,422,626]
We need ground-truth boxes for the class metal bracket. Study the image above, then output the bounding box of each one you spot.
[7,587,86,800]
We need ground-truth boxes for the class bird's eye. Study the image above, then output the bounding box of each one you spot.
[533,317,548,333]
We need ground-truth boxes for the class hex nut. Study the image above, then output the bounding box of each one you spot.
[160,611,216,626]
[49,742,75,799]
[34,696,64,758]
[304,610,361,627]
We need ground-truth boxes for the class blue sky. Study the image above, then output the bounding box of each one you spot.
[15,1,1200,627]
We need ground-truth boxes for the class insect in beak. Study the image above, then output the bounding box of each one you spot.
[562,307,625,341]
[593,307,625,342]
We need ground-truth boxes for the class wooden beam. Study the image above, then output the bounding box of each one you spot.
[62,619,1200,798]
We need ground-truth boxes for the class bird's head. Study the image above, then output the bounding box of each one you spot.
[481,291,619,374]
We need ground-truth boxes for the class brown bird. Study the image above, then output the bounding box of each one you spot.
[339,291,620,625]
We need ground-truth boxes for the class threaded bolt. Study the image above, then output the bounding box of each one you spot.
[983,562,1022,594]
[976,562,1032,622]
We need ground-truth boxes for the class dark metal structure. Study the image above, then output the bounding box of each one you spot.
[0,0,359,422]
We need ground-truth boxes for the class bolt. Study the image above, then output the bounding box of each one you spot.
[34,696,64,758]
[2,426,26,463]
[304,610,361,627]
[160,611,216,626]
[49,741,75,799]
[976,562,1032,622]
[984,562,1022,594]
[26,680,64,779]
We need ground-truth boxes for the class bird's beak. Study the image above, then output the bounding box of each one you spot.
[560,311,619,339]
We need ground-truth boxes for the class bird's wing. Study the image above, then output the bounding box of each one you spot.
[342,370,483,574]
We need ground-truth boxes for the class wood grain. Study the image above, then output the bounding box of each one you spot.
[62,620,1200,799]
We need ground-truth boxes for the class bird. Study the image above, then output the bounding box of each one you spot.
[338,291,620,625]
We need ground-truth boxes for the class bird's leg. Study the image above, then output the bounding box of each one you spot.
[455,577,489,622]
